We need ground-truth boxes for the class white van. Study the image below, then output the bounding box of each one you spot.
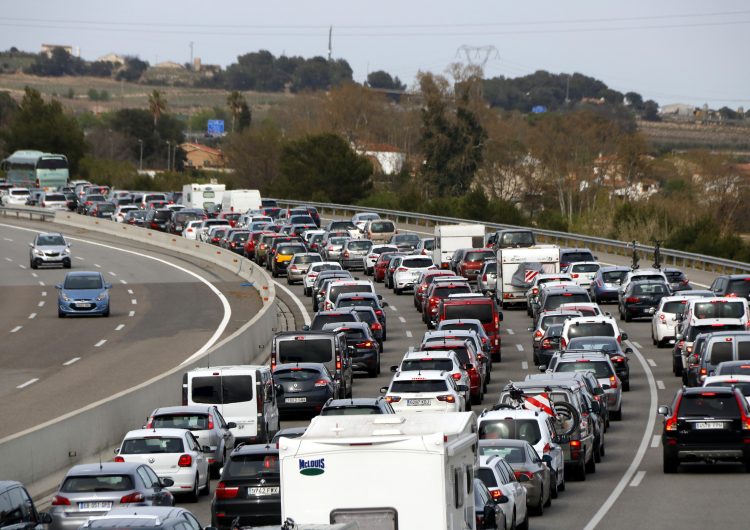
[279,412,478,529]
[433,224,486,269]
[221,189,262,213]
[181,183,226,211]
[182,365,279,444]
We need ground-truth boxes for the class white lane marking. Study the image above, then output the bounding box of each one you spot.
[390,305,398,312]
[10,325,22,333]
[271,279,311,327]
[582,339,657,530]
[108,271,117,276]
[38,301,45,307]
[631,341,642,349]
[4,257,11,261]
[2,237,12,242]
[656,380,666,390]
[94,263,101,268]
[629,471,646,487]
[120,279,127,284]
[651,435,661,448]
[18,264,26,270]
[406,330,413,338]
[691,281,709,288]
[38,281,45,286]
[506,328,514,335]
[115,324,125,331]
[31,272,38,278]
[128,310,135,317]
[74,256,84,261]
[94,339,107,347]
[522,361,529,370]
[127,289,134,295]
[131,299,137,305]
[515,344,524,352]
[1,222,232,368]
[63,357,80,366]
[647,358,657,367]
[28,313,36,319]
[41,291,47,297]
[398,316,406,324]
[16,378,38,389]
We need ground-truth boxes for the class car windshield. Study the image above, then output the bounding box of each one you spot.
[191,375,253,404]
[693,301,745,319]
[401,359,454,372]
[556,360,613,378]
[120,437,184,454]
[390,380,448,393]
[679,393,740,417]
[478,446,526,463]
[320,406,382,416]
[152,414,209,431]
[61,475,135,492]
[444,303,493,323]
[478,419,542,445]
[64,275,103,290]
[225,454,279,478]
[278,339,333,363]
[567,323,615,338]
[37,235,65,246]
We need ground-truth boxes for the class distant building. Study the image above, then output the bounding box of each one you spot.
[660,103,695,117]
[153,61,184,70]
[96,53,125,65]
[41,44,74,57]
[354,142,405,175]
[181,143,225,168]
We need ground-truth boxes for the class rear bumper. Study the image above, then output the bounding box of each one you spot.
[665,442,750,461]
[212,499,281,529]
[351,351,378,370]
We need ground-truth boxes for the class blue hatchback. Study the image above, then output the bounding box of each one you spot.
[588,266,630,303]
[56,271,111,317]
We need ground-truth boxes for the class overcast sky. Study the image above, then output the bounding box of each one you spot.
[2,0,748,108]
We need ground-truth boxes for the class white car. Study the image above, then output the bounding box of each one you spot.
[703,374,750,405]
[351,212,381,232]
[619,268,669,295]
[303,261,343,296]
[197,220,231,242]
[560,315,626,349]
[39,192,68,210]
[381,370,467,413]
[478,455,528,530]
[182,220,203,240]
[114,205,139,223]
[166,203,185,212]
[114,428,210,501]
[365,244,398,275]
[391,255,436,295]
[2,187,30,206]
[557,302,604,318]
[650,295,702,348]
[393,350,471,409]
[563,262,601,288]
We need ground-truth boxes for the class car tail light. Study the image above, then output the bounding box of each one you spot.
[314,379,329,387]
[541,339,552,349]
[571,273,579,278]
[120,492,145,504]
[328,245,334,251]
[336,355,342,370]
[145,417,153,428]
[534,330,543,339]
[371,322,382,332]
[397,267,408,272]
[208,415,214,430]
[626,296,639,303]
[700,367,707,376]
[570,440,581,448]
[490,489,503,501]
[561,338,567,348]
[514,471,534,481]
[178,454,192,467]
[114,456,125,462]
[451,373,462,380]
[344,251,350,258]
[659,313,666,321]
[609,375,618,388]
[385,395,401,403]
[611,355,625,363]
[437,395,456,403]
[215,482,239,499]
[736,394,750,430]
[356,341,373,348]
[52,495,71,506]
[677,340,685,350]
[542,442,551,454]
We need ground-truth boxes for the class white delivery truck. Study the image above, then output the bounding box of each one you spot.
[279,412,478,530]
[181,183,226,211]
[496,245,560,308]
[433,224,486,269]
[221,188,262,213]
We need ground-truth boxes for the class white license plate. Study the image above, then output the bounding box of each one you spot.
[285,397,307,403]
[249,486,279,496]
[78,502,112,511]
[694,422,725,430]
[75,303,93,308]
[407,399,431,406]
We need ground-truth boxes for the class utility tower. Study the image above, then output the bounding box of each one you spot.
[327,26,332,61]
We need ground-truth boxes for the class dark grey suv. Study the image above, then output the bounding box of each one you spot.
[0,481,52,530]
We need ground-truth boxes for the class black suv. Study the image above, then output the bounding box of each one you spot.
[710,274,750,300]
[320,397,395,415]
[145,208,173,232]
[659,386,750,473]
[0,481,52,529]
[212,444,280,529]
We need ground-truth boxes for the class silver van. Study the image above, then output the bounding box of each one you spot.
[697,331,750,382]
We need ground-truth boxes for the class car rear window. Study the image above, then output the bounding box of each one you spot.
[440,322,482,334]
[225,454,279,478]
[561,251,594,263]
[477,468,498,488]
[121,437,184,454]
[716,363,750,375]
[665,271,686,281]
[337,297,377,310]
[353,309,376,324]
[274,368,322,381]
[602,270,626,283]
[61,475,135,492]
[478,419,542,445]
[347,241,373,251]
[425,345,469,365]
[45,194,66,201]
[402,257,434,268]
[483,262,497,274]
[311,313,358,330]
[693,301,745,319]
[154,210,171,220]
[464,251,493,261]
[707,342,738,365]
[679,393,740,417]
[705,381,750,397]
[278,245,306,256]
[540,315,575,329]
[320,406,382,416]
[278,338,333,363]
[191,375,253,404]
[544,293,590,310]
[567,323,614,338]
[434,285,472,298]
[390,380,448,393]
[633,283,668,295]
[727,280,750,298]
[339,328,367,340]
[663,301,689,314]
[572,263,599,273]
[556,360,613,378]
[152,414,209,431]
[328,285,373,301]
[478,446,525,463]
[690,325,744,340]
[444,303,493,323]
[401,359,454,372]
[293,254,321,264]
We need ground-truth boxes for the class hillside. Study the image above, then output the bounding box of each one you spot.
[638,118,750,154]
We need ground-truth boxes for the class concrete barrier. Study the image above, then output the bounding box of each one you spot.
[0,213,279,495]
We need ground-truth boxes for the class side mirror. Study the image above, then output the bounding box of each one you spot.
[464,363,474,371]
[456,385,469,392]
[381,300,389,307]
[38,513,53,525]
[538,365,547,372]
[390,365,399,373]
[226,422,237,429]
[302,325,310,331]
[620,332,628,341]
[55,283,62,289]
[647,307,656,315]
[542,454,552,465]
[28,242,33,247]
[379,386,388,394]
[113,447,120,454]
[593,387,604,396]
[624,348,633,355]
[377,294,383,300]
[496,494,509,504]
[160,478,175,487]
[105,283,112,290]
[202,445,212,453]
[497,311,503,322]
[658,405,671,416]
[517,474,530,483]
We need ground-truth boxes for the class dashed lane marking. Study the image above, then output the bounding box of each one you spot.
[629,471,646,487]
[390,305,398,312]
[398,316,406,324]
[128,311,135,317]
[31,272,38,278]
[115,324,125,331]
[28,313,36,319]
[516,344,524,352]
[631,341,643,349]
[10,325,22,333]
[131,299,137,305]
[18,264,26,270]
[41,291,46,296]
[656,380,666,390]
[651,435,660,448]
[63,357,80,366]
[647,359,657,367]
[127,289,134,295]
[94,339,107,347]
[74,256,84,261]
[94,263,101,268]
[109,271,117,276]
[522,361,529,370]
[120,279,127,284]
[38,301,44,307]
[16,378,38,389]
[406,330,413,338]
[506,329,514,335]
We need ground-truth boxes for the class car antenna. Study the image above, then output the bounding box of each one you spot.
[99,453,103,471]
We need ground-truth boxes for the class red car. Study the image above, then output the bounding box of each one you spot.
[243,230,274,260]
[436,294,503,361]
[457,248,495,282]
[422,279,472,327]
[420,339,485,404]
[414,270,457,311]
[374,252,400,283]
[218,212,241,227]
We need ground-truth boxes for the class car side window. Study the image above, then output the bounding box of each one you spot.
[136,467,152,488]
[188,433,200,451]
[214,408,228,429]
[181,512,202,530]
[144,466,160,487]
[500,460,517,482]
[5,486,32,523]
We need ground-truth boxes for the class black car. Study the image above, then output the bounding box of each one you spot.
[659,386,750,473]
[565,336,631,391]
[619,280,671,322]
[664,267,691,292]
[320,397,395,416]
[212,445,280,529]
[0,480,52,529]
[90,201,116,218]
[145,208,173,231]
[335,293,387,331]
[533,323,564,367]
[322,322,380,378]
[167,209,204,235]
[388,232,421,253]
[350,306,385,347]
[273,362,340,417]
[125,209,147,227]
[224,230,250,254]
[709,274,750,300]
[473,478,504,530]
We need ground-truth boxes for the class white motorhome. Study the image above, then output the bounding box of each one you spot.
[221,189,262,213]
[433,224,486,269]
[181,183,226,211]
[279,412,478,530]
[496,246,560,308]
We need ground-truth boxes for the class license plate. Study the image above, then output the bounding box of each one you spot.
[249,486,279,496]
[694,422,725,430]
[285,397,307,403]
[75,303,93,308]
[78,502,112,511]
[407,399,431,406]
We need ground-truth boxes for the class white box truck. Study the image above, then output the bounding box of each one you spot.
[433,224,486,269]
[279,412,478,530]
[221,188,262,213]
[181,183,226,211]
[495,246,560,308]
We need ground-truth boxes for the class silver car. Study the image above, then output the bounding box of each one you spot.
[477,260,497,295]
[323,236,350,261]
[145,405,236,478]
[287,252,323,284]
[29,232,72,269]
[340,239,373,270]
[48,462,173,530]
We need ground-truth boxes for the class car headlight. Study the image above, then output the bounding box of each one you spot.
[63,247,71,254]
[61,292,71,301]
[33,249,44,256]
[95,293,107,301]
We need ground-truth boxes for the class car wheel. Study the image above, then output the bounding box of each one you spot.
[544,481,552,507]
[550,472,558,499]
[531,489,544,515]
[30,259,37,269]
[624,310,632,322]
[558,469,566,491]
[585,452,596,473]
[610,407,622,421]
[600,439,606,457]
[516,510,529,530]
[64,259,71,269]
[594,438,602,463]
[394,287,402,295]
[623,379,630,392]
[663,450,678,474]
[187,475,199,502]
[200,474,210,496]
[58,309,65,318]
[652,330,657,346]
[102,306,110,318]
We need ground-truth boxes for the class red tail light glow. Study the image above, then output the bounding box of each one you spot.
[514,471,534,481]
[314,379,329,387]
[52,495,71,506]
[451,373,462,380]
[436,395,456,403]
[177,454,192,467]
[113,456,125,462]
[385,395,401,403]
[215,482,239,499]
[120,492,145,504]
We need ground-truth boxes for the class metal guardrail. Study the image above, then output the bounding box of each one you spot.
[274,199,750,274]
[0,205,55,221]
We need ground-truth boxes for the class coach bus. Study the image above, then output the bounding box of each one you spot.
[0,150,69,190]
